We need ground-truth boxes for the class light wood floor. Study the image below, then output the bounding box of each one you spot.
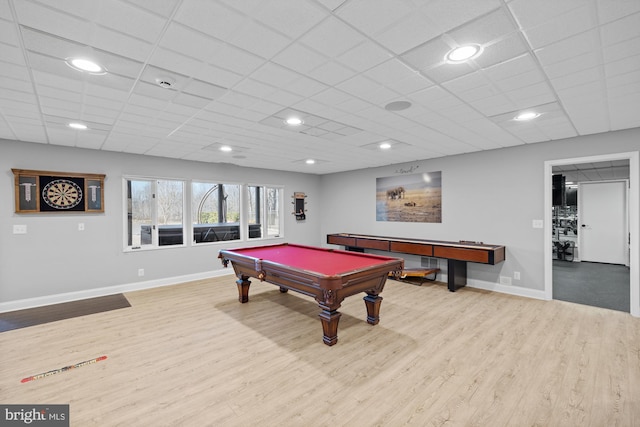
[1,276,639,426]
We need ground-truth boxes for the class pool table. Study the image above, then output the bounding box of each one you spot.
[218,243,404,346]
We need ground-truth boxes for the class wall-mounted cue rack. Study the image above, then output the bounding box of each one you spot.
[12,169,105,214]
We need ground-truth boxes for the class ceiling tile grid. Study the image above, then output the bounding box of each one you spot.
[0,0,638,174]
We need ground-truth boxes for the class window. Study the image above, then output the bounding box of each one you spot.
[247,185,282,239]
[126,178,184,249]
[125,177,283,250]
[192,182,241,243]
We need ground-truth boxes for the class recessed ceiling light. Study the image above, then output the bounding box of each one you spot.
[305,159,315,165]
[68,122,88,130]
[379,142,392,150]
[285,117,303,126]
[65,58,106,74]
[220,145,232,152]
[445,44,483,63]
[384,101,412,111]
[514,111,540,121]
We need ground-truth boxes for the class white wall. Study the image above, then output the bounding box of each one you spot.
[1,139,321,309]
[319,129,640,310]
[2,129,639,314]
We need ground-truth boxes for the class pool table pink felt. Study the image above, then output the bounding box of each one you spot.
[219,243,404,346]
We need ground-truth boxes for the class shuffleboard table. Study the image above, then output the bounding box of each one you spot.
[327,233,505,292]
[218,243,404,346]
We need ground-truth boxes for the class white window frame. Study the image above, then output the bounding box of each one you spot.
[123,176,186,252]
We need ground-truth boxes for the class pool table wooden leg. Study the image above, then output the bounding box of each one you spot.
[318,308,341,346]
[363,294,383,325]
[236,275,251,303]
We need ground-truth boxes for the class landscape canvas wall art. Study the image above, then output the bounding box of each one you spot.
[376,171,442,223]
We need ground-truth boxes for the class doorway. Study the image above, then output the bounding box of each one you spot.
[544,152,639,317]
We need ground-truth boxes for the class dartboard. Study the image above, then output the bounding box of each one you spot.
[42,179,83,209]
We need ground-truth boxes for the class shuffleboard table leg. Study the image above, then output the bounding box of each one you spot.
[447,259,467,292]
[318,308,341,346]
[363,294,383,325]
[236,275,251,303]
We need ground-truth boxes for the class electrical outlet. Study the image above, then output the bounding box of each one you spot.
[78,223,85,231]
[138,268,144,277]
[499,276,512,286]
[514,271,521,280]
[13,225,27,234]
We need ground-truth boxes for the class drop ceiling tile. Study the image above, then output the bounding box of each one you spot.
[149,48,242,88]
[298,16,367,58]
[133,81,176,101]
[0,18,19,46]
[550,67,601,91]
[272,43,328,75]
[0,77,33,93]
[422,61,477,84]
[174,0,247,40]
[336,0,415,36]
[508,0,587,29]
[286,76,329,98]
[130,0,181,17]
[521,4,598,49]
[216,91,261,109]
[540,51,602,80]
[604,54,640,77]
[400,36,452,72]
[232,78,278,98]
[160,22,227,62]
[85,82,129,102]
[471,94,518,117]
[92,1,168,43]
[421,0,502,34]
[228,20,292,59]
[408,86,464,111]
[505,82,557,109]
[307,61,357,86]
[603,37,640,63]
[182,79,227,100]
[251,0,327,39]
[251,62,304,88]
[474,35,529,69]
[13,1,94,45]
[173,92,211,109]
[448,8,517,45]
[365,59,416,86]
[0,45,26,68]
[336,41,393,72]
[336,75,398,105]
[484,56,547,92]
[374,12,443,55]
[596,0,640,24]
[442,70,493,100]
[534,29,601,66]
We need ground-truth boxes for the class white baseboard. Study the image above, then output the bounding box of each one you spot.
[466,279,547,300]
[0,269,235,313]
[1,271,547,314]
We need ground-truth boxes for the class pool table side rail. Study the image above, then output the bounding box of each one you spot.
[218,246,404,292]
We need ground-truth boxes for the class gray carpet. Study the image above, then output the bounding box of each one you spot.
[0,294,131,332]
[553,260,630,312]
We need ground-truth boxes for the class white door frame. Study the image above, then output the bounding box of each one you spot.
[543,151,639,317]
